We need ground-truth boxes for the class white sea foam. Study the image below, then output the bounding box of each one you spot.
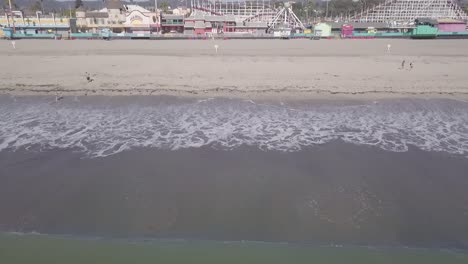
[0,97,467,158]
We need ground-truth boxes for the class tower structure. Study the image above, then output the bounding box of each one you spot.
[269,2,304,29]
[190,0,305,29]
[353,0,468,26]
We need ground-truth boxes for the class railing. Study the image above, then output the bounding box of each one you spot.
[12,33,61,39]
[161,22,184,26]
[70,33,101,38]
[437,31,468,36]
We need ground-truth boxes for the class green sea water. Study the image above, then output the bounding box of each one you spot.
[0,233,467,264]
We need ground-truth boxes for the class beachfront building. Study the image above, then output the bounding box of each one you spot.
[184,16,209,34]
[313,23,332,37]
[123,5,160,34]
[437,18,467,32]
[76,1,126,33]
[184,15,236,34]
[183,14,275,35]
[0,11,70,35]
[328,22,393,34]
[76,0,159,34]
[235,21,269,34]
[161,14,185,34]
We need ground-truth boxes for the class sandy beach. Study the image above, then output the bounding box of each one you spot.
[0,39,468,100]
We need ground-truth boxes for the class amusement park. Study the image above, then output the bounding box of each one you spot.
[0,0,467,39]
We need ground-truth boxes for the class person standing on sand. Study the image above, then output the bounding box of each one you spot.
[409,62,413,70]
[401,60,405,69]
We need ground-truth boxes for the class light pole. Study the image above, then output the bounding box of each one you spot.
[323,0,330,20]
[8,0,16,32]
[4,6,10,27]
[304,8,308,24]
[326,0,328,19]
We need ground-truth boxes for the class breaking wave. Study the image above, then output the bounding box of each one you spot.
[0,96,467,158]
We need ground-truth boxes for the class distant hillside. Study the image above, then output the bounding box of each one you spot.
[1,0,104,11]
[2,0,178,12]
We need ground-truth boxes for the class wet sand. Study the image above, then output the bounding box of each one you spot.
[1,142,468,249]
[1,233,467,264]
[1,39,468,100]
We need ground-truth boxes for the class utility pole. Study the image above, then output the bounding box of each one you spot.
[326,0,329,20]
[4,5,10,27]
[8,0,16,33]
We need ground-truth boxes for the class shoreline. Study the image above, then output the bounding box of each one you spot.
[2,231,468,253]
[2,87,468,101]
[2,233,467,264]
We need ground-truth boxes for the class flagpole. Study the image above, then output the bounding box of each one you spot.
[155,0,158,33]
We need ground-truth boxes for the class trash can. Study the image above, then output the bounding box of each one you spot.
[3,28,14,39]
[101,28,111,40]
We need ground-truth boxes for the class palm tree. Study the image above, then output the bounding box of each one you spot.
[159,1,170,12]
[4,0,18,10]
[75,0,83,9]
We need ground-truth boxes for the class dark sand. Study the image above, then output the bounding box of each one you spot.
[1,232,467,264]
[1,142,467,249]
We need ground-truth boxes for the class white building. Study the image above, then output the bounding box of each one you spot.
[123,5,160,33]
[76,0,160,33]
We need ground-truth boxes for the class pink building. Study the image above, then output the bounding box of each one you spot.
[341,24,354,38]
[437,19,467,32]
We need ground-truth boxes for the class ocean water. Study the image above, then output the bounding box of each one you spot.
[1,95,468,250]
[0,96,467,158]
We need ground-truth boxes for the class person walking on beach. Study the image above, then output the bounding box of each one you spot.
[401,60,405,69]
[409,62,413,70]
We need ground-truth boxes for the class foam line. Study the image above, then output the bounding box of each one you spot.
[0,98,467,158]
